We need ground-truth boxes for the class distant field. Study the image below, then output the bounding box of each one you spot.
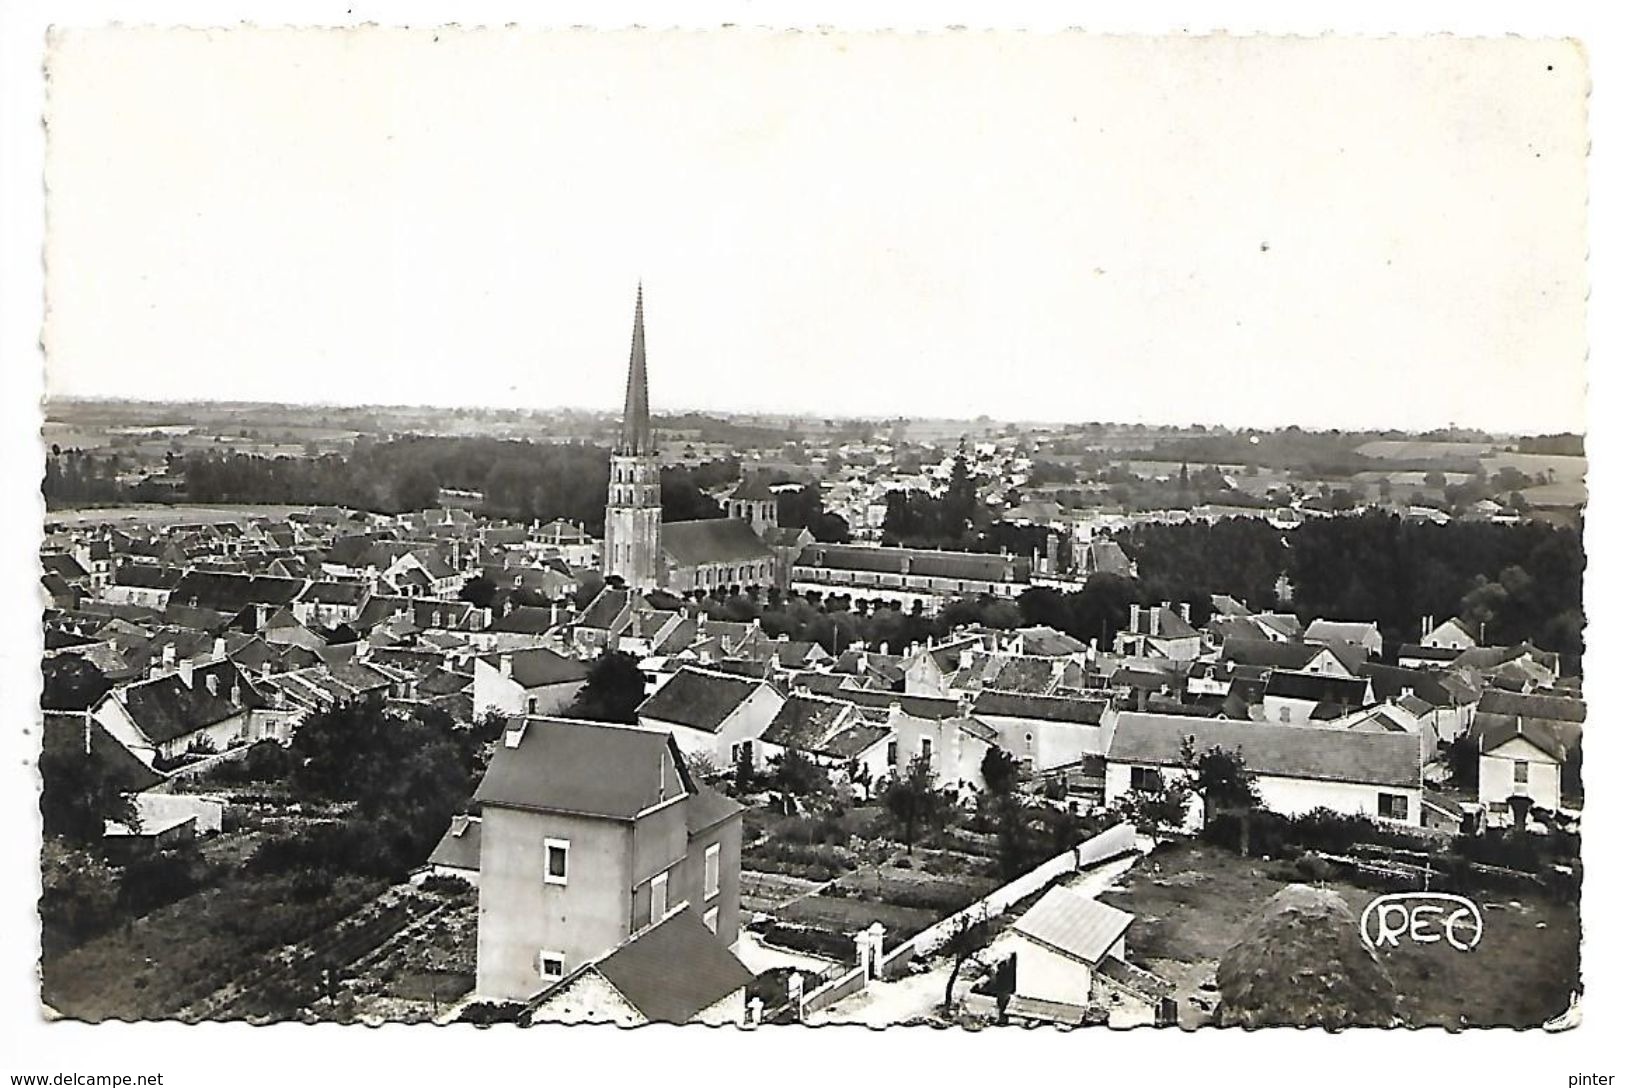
[44,504,321,528]
[1520,481,1589,507]
[1355,440,1496,461]
[1481,452,1587,483]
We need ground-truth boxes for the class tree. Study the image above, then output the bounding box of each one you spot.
[942,904,993,1013]
[565,650,647,724]
[1184,738,1261,855]
[39,749,139,845]
[980,748,1021,799]
[769,750,831,796]
[881,755,946,854]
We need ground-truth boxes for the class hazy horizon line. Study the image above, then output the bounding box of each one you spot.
[40,393,1582,442]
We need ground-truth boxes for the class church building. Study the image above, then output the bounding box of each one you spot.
[602,288,783,595]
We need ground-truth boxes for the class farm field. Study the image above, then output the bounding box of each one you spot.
[43,504,323,527]
[1098,841,1579,1029]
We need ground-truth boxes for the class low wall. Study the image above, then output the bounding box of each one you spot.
[881,821,1139,979]
[800,965,868,1016]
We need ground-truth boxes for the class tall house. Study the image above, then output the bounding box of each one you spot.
[472,716,746,1003]
[603,285,663,591]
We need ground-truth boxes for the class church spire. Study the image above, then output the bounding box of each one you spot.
[619,282,653,456]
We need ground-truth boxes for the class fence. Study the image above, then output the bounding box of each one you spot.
[795,821,1140,1015]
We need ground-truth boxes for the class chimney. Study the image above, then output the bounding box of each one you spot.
[213,636,228,661]
[230,678,242,704]
[1150,605,1163,638]
[879,642,889,657]
[957,691,973,718]
[1129,603,1142,635]
[499,654,513,678]
[1179,602,1192,624]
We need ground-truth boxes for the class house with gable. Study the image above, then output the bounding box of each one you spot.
[523,907,753,1026]
[1114,603,1202,662]
[472,717,747,1003]
[1105,712,1425,827]
[1477,717,1566,824]
[472,648,592,718]
[91,655,278,768]
[634,665,786,768]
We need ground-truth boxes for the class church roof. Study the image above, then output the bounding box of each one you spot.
[729,474,776,501]
[663,519,774,568]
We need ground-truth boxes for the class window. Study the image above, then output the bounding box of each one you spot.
[1130,766,1164,793]
[920,737,933,763]
[1513,760,1530,784]
[887,740,898,767]
[705,843,721,900]
[1278,705,1291,723]
[544,839,569,885]
[1377,793,1409,821]
[703,906,719,933]
[651,871,669,919]
[527,697,539,714]
[538,952,565,980]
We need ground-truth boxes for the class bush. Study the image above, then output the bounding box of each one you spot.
[761,923,856,964]
[246,818,418,882]
[39,841,121,951]
[118,848,207,916]
[419,874,473,896]
[459,1001,527,1026]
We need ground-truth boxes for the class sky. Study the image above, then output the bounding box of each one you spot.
[42,29,1589,433]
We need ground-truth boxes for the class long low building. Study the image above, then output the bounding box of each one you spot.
[791,543,1033,612]
[1105,712,1425,828]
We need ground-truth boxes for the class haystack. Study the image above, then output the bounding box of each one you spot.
[1215,883,1399,1029]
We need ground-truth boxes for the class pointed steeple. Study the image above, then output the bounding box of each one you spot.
[619,282,653,456]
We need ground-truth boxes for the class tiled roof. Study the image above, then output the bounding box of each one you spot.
[474,717,693,819]
[171,571,304,614]
[1305,619,1381,645]
[972,690,1107,725]
[1109,712,1424,789]
[588,909,753,1023]
[1013,886,1134,965]
[637,667,765,734]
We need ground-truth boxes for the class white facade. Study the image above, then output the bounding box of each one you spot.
[1478,736,1562,815]
[641,684,786,768]
[1104,763,1423,828]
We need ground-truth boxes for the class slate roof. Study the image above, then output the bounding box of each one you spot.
[1361,663,1455,708]
[728,474,776,501]
[299,580,371,606]
[474,717,694,819]
[426,815,481,871]
[1477,690,1585,723]
[1264,670,1369,706]
[1396,643,1459,663]
[685,783,745,836]
[112,565,184,590]
[663,518,774,568]
[485,648,591,689]
[1013,886,1134,966]
[588,909,753,1023]
[637,668,765,733]
[761,694,851,749]
[1220,641,1322,670]
[119,660,267,744]
[171,571,304,614]
[489,605,564,635]
[1109,712,1424,789]
[1254,613,1304,640]
[41,553,89,581]
[838,689,960,719]
[1014,626,1090,656]
[1478,715,1567,762]
[577,588,639,630]
[795,543,1031,583]
[1305,619,1381,646]
[971,690,1107,725]
[819,720,892,758]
